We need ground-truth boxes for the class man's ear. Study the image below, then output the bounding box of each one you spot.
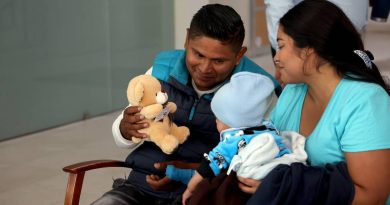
[184,29,189,49]
[235,46,247,65]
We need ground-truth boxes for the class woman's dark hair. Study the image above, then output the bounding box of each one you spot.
[279,0,390,95]
[188,4,245,53]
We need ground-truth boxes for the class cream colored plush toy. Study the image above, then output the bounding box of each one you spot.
[127,74,190,154]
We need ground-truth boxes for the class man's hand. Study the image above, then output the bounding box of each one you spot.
[146,175,174,191]
[119,106,149,140]
[154,161,200,170]
[146,161,200,191]
[146,163,175,191]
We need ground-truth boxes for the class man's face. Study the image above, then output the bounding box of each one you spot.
[185,35,246,91]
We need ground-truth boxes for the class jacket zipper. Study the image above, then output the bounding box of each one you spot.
[188,98,199,121]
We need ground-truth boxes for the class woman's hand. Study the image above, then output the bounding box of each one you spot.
[182,171,204,205]
[119,106,149,140]
[182,188,194,205]
[237,176,261,194]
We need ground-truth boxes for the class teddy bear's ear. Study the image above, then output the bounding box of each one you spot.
[127,81,144,105]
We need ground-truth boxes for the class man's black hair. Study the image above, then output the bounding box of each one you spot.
[188,4,245,52]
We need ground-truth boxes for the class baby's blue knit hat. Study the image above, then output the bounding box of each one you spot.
[211,72,275,128]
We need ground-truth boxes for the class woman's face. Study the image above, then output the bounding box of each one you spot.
[273,26,306,84]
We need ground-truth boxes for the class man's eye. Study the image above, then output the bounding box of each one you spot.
[194,52,203,58]
[214,60,224,64]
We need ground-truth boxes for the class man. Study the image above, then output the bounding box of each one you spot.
[92,4,280,205]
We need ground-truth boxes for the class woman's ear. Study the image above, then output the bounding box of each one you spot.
[306,47,315,56]
[299,47,315,60]
[302,47,324,72]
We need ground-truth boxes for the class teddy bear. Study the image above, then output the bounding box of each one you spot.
[126,74,190,154]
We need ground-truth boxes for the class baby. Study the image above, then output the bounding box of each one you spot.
[164,72,307,204]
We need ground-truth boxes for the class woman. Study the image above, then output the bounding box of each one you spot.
[238,0,390,204]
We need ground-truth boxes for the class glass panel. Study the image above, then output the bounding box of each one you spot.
[109,0,174,108]
[0,0,174,140]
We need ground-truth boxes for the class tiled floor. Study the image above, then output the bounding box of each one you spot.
[0,20,389,205]
[0,111,131,205]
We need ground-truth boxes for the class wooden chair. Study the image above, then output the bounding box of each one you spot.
[62,160,131,205]
[62,159,199,205]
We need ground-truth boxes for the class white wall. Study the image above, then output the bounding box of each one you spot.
[173,0,250,49]
[211,0,251,48]
[174,0,209,49]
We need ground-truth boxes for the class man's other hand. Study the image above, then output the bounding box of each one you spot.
[119,106,149,140]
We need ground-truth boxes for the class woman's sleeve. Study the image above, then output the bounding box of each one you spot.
[339,88,390,152]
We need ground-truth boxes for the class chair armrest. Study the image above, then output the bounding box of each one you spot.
[63,160,131,205]
[63,159,131,173]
